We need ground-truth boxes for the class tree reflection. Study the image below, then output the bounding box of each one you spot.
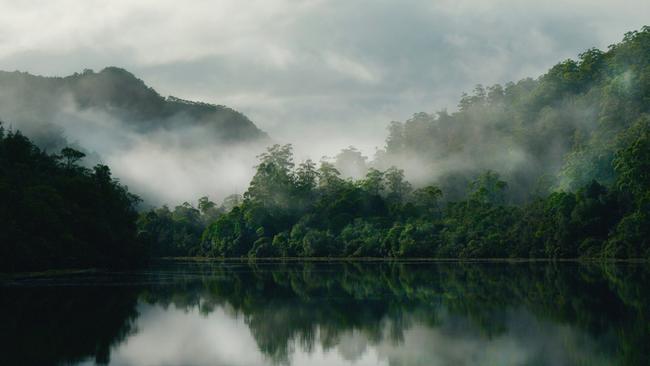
[1,261,649,365]
[0,286,140,365]
[141,261,650,365]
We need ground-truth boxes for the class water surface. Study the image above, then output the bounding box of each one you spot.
[1,261,649,365]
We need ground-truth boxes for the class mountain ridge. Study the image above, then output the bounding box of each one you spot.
[0,66,269,149]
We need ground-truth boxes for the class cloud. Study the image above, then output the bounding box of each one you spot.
[1,0,648,201]
[52,103,266,204]
[324,53,380,83]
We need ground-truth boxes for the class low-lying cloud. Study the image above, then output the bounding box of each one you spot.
[1,89,267,205]
[1,0,649,204]
[1,0,648,160]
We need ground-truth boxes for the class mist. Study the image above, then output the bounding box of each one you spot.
[57,106,267,204]
[1,1,649,207]
[2,0,650,168]
[2,4,650,366]
[0,69,270,205]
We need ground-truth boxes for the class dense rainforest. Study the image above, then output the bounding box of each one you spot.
[0,126,147,271]
[2,27,650,271]
[146,27,650,260]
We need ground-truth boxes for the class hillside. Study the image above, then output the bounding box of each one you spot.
[373,26,650,203]
[0,67,268,151]
[187,27,650,259]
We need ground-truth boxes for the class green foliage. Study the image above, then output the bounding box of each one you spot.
[374,26,650,202]
[613,118,650,200]
[195,27,650,260]
[195,101,649,259]
[0,127,146,271]
[137,202,209,257]
[606,117,650,258]
[384,167,412,204]
[13,26,650,263]
[468,171,508,205]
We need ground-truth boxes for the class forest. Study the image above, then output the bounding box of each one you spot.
[2,27,650,271]
[0,127,147,271]
[143,27,650,260]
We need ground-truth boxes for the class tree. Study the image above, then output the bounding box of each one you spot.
[361,168,384,196]
[614,119,650,202]
[246,144,295,208]
[221,194,243,212]
[412,185,443,217]
[302,229,337,257]
[469,171,508,205]
[334,146,368,179]
[59,147,86,169]
[318,161,344,193]
[0,129,144,271]
[384,167,412,203]
[295,159,318,193]
[198,196,221,223]
[195,27,650,260]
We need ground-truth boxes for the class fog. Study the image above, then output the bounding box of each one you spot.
[37,114,265,205]
[0,77,270,204]
[369,95,604,201]
[1,0,649,204]
[2,0,649,155]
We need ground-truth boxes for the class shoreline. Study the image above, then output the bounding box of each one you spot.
[2,257,648,279]
[158,256,650,263]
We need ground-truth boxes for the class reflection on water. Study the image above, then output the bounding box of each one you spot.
[1,261,649,366]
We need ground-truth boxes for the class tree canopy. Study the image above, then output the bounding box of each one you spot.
[0,125,146,271]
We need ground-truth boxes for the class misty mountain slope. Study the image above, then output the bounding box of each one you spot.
[0,67,268,146]
[0,67,272,204]
[191,27,650,260]
[371,26,650,202]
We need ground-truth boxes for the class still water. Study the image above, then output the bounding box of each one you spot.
[1,261,649,366]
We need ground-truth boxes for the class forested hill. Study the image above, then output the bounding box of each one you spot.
[0,67,268,151]
[0,126,147,271]
[147,27,650,260]
[373,26,650,203]
[3,28,650,271]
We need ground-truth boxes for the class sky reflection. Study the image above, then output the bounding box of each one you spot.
[98,301,611,366]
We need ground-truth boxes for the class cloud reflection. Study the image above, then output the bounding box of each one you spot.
[103,302,610,366]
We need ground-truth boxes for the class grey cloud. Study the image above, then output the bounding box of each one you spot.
[0,0,648,201]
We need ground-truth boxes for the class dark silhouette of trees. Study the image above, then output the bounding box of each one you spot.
[0,126,146,271]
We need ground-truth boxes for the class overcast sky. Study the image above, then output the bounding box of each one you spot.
[1,0,648,158]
